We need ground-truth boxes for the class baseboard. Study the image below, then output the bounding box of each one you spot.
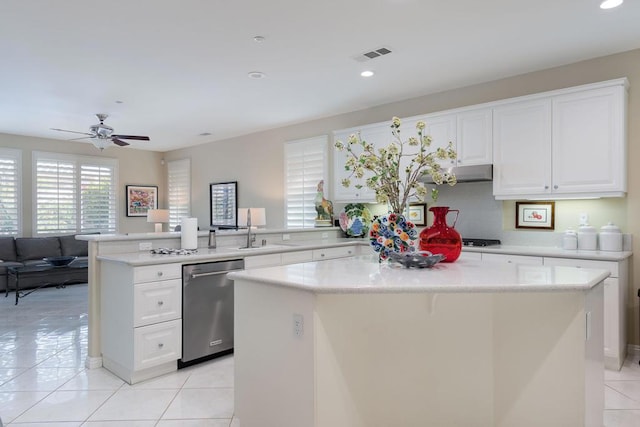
[85,355,103,369]
[627,344,640,357]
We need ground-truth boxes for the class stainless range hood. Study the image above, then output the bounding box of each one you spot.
[422,164,493,183]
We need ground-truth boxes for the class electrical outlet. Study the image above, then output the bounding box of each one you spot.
[293,314,304,338]
[139,242,152,251]
[282,234,291,241]
[579,213,589,225]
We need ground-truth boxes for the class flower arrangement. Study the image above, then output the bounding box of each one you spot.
[334,117,457,215]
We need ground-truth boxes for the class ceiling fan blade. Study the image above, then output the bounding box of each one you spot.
[68,136,94,141]
[112,134,150,141]
[51,128,94,136]
[111,137,130,146]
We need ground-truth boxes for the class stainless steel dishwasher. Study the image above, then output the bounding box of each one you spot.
[179,259,244,367]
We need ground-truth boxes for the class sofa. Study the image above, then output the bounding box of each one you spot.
[0,235,89,293]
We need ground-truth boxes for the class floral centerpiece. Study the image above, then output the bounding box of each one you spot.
[335,116,457,261]
[334,116,457,215]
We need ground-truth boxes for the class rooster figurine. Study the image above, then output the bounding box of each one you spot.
[315,180,334,227]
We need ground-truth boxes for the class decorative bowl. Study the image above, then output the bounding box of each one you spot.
[387,251,446,269]
[369,213,418,261]
[43,256,77,267]
[339,203,373,237]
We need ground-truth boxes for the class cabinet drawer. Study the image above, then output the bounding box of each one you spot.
[281,250,313,265]
[134,319,182,370]
[481,253,543,265]
[134,278,182,327]
[313,246,356,261]
[543,257,618,277]
[134,263,182,283]
[459,251,482,261]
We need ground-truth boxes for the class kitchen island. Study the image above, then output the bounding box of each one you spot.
[229,255,609,427]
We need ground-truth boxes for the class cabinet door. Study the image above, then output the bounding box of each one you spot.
[281,250,313,265]
[332,129,377,202]
[552,85,626,196]
[423,113,457,168]
[481,253,543,265]
[312,246,357,261]
[244,253,282,268]
[134,319,182,370]
[493,99,552,198]
[456,108,492,166]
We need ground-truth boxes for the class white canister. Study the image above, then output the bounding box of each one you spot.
[562,229,578,250]
[577,224,597,251]
[599,222,622,252]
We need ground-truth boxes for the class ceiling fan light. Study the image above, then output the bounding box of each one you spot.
[92,139,111,150]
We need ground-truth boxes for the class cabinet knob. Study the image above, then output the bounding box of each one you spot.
[157,271,163,277]
[348,251,352,255]
[158,343,164,349]
[544,185,549,190]
[157,300,164,306]
[554,185,558,189]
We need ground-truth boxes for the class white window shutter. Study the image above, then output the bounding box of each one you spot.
[80,163,117,233]
[0,148,22,236]
[284,136,328,228]
[168,158,191,230]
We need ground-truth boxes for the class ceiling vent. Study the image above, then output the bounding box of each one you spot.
[353,47,393,62]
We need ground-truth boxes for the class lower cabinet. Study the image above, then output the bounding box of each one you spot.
[101,262,182,384]
[245,246,358,268]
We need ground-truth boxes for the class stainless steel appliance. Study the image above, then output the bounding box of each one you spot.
[180,259,244,367]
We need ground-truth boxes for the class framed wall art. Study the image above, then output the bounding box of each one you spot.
[408,203,427,226]
[126,185,158,217]
[515,201,555,230]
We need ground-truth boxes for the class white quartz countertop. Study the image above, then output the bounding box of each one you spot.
[462,244,632,261]
[96,239,363,266]
[228,254,610,294]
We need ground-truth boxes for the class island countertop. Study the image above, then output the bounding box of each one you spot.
[228,254,610,293]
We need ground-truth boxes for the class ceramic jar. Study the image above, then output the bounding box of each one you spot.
[562,229,578,250]
[577,224,597,251]
[599,222,622,252]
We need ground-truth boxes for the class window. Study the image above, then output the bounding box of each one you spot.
[0,148,22,236]
[284,135,328,228]
[167,158,191,231]
[33,152,117,235]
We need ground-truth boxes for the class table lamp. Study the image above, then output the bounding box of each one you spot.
[147,209,169,232]
[238,208,266,229]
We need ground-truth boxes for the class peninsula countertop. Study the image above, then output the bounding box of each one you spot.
[228,254,610,294]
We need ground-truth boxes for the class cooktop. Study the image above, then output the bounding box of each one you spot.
[462,238,501,247]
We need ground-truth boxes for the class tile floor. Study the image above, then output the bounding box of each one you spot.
[1,283,639,426]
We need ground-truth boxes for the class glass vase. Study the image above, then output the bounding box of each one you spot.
[419,206,462,263]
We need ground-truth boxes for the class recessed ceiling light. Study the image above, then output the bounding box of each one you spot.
[253,35,265,43]
[248,71,266,79]
[600,0,623,9]
[199,132,212,136]
[361,70,375,77]
[115,100,124,104]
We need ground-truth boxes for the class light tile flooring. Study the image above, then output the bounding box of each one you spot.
[1,284,640,426]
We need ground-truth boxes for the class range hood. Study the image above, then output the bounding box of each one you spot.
[422,164,493,183]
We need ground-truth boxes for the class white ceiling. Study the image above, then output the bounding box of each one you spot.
[1,0,639,152]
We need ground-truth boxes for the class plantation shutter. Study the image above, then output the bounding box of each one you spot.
[34,152,118,235]
[168,158,191,230]
[0,148,21,236]
[80,163,117,233]
[284,136,328,228]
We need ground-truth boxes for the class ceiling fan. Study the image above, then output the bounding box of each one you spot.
[51,113,150,150]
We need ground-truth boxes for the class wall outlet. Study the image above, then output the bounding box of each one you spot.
[139,242,153,251]
[579,212,589,225]
[282,234,291,241]
[293,313,304,338]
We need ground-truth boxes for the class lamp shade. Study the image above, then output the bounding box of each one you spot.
[238,208,266,227]
[147,209,170,223]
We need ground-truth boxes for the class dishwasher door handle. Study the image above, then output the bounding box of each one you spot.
[190,270,235,279]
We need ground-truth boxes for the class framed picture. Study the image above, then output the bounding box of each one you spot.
[210,181,238,228]
[515,201,555,230]
[126,185,158,217]
[408,203,427,226]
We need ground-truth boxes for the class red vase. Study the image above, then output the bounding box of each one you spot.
[419,207,462,262]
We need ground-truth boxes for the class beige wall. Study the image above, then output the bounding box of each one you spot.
[165,48,640,346]
[0,133,165,235]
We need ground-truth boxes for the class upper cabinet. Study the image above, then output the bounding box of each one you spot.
[493,79,628,199]
[456,108,493,166]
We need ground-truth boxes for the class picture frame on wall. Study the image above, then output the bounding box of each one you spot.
[126,185,158,217]
[408,203,427,226]
[515,201,555,230]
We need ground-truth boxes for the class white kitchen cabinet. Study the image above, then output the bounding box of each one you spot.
[493,79,628,199]
[543,257,628,370]
[281,250,313,265]
[101,262,182,384]
[456,108,493,166]
[421,113,457,169]
[244,253,283,269]
[247,247,356,267]
[481,253,543,265]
